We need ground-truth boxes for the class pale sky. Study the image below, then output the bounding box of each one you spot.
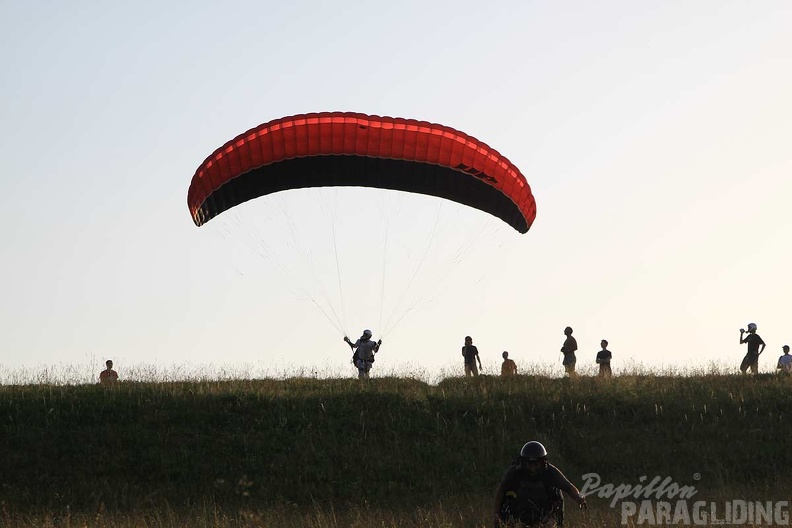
[2,1,791,383]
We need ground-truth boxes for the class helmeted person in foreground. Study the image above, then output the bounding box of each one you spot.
[344,329,381,379]
[493,441,586,527]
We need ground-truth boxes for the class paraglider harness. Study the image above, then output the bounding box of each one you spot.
[351,349,369,372]
[499,459,565,527]
[352,348,375,364]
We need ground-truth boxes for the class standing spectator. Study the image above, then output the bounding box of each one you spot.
[739,323,765,374]
[560,327,578,377]
[777,345,791,375]
[99,360,119,385]
[462,336,482,377]
[501,351,518,377]
[596,340,613,377]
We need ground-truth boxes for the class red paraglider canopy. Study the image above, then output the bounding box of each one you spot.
[187,112,536,233]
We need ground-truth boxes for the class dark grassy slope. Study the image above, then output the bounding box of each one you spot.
[2,374,791,513]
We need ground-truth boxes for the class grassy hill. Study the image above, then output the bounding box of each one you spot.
[2,373,791,526]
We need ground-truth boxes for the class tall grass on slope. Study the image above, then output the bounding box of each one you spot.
[2,372,791,520]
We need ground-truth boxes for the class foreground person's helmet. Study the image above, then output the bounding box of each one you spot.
[520,441,548,461]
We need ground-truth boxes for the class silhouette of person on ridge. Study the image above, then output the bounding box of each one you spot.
[596,340,612,377]
[344,329,381,379]
[777,345,791,375]
[501,351,518,377]
[99,360,119,385]
[462,336,482,377]
[739,323,765,374]
[560,327,577,377]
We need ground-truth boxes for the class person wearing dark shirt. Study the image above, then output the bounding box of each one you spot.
[561,326,578,377]
[596,340,612,377]
[739,323,765,374]
[462,336,482,377]
[493,441,586,527]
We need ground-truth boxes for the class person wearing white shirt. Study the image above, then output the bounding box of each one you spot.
[777,345,792,374]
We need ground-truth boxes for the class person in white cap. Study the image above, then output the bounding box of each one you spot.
[739,323,765,374]
[344,329,381,379]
